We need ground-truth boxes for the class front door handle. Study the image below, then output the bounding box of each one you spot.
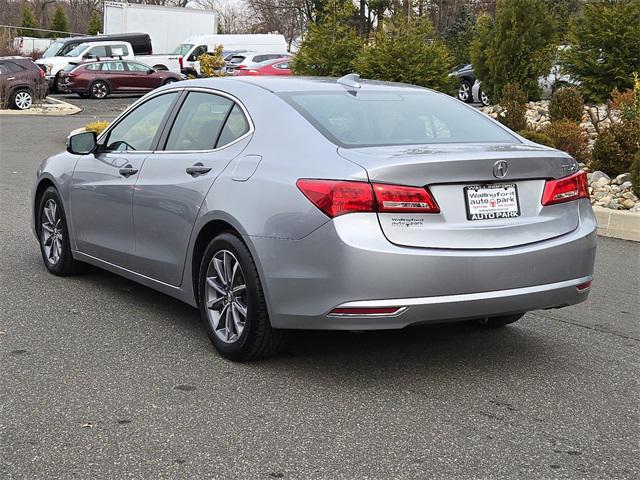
[186,162,212,177]
[119,165,138,177]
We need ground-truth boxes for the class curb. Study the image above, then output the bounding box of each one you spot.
[0,96,81,116]
[592,206,640,242]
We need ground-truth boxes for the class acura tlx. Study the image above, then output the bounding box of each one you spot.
[32,74,596,360]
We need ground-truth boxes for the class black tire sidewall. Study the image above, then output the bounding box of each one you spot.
[198,233,265,359]
[37,187,74,275]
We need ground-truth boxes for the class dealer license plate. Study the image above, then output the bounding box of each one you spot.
[464,184,521,221]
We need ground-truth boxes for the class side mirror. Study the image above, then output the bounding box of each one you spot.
[147,68,155,74]
[187,55,196,62]
[67,131,97,155]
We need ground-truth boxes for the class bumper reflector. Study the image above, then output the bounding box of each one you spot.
[576,280,592,291]
[329,307,405,317]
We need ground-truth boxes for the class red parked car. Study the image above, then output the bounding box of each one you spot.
[60,59,185,99]
[233,58,292,77]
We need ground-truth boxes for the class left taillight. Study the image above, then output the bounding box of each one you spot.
[38,68,45,79]
[541,171,589,206]
[296,179,440,218]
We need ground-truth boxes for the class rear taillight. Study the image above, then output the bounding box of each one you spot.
[178,55,183,70]
[296,179,439,218]
[373,183,440,213]
[541,171,588,206]
[38,68,45,79]
[329,307,405,316]
[296,179,374,218]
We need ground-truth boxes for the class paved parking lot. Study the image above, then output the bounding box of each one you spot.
[1,114,639,479]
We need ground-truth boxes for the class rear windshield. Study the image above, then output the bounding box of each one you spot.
[280,90,518,147]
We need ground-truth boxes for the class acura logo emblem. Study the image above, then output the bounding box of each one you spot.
[493,160,508,178]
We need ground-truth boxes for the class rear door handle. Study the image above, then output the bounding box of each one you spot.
[186,162,212,177]
[119,165,138,177]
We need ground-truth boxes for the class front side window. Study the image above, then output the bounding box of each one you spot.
[282,91,518,147]
[86,46,109,58]
[103,92,178,152]
[164,92,233,151]
[65,43,89,57]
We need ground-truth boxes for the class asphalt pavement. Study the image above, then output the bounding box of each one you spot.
[1,114,639,479]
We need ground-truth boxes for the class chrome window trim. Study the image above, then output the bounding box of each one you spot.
[157,87,255,154]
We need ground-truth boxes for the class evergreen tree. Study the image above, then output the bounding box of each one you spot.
[561,0,640,103]
[86,11,102,35]
[470,0,556,101]
[291,2,363,77]
[443,5,475,66]
[355,15,454,92]
[49,5,69,34]
[18,7,39,38]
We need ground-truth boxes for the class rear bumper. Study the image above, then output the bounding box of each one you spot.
[250,200,597,330]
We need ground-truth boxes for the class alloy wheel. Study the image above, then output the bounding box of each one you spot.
[458,83,470,102]
[204,250,248,344]
[481,90,490,106]
[14,91,32,110]
[41,199,63,265]
[92,82,107,99]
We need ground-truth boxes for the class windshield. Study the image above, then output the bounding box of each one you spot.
[281,90,518,148]
[42,41,64,58]
[172,43,194,55]
[62,63,79,72]
[65,43,89,57]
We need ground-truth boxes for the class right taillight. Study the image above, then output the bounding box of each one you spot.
[541,170,588,206]
[296,179,439,218]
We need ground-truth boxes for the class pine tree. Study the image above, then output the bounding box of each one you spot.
[49,5,69,34]
[291,2,363,77]
[560,0,640,103]
[18,7,40,38]
[86,11,102,35]
[470,0,556,101]
[443,5,475,66]
[355,15,454,92]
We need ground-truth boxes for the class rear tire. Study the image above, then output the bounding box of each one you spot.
[198,232,286,361]
[162,78,176,86]
[37,187,81,276]
[89,80,109,99]
[476,313,524,328]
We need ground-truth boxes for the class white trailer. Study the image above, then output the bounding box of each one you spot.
[103,1,217,55]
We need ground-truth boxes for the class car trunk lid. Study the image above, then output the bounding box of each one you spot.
[338,143,581,249]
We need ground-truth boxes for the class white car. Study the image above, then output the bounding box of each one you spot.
[224,51,292,74]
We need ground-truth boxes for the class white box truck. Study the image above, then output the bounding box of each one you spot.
[103,1,217,55]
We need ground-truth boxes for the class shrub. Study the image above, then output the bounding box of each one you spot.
[517,129,555,147]
[590,119,640,176]
[544,120,590,163]
[469,0,556,100]
[18,7,39,38]
[560,0,640,102]
[85,121,109,134]
[549,87,584,123]
[355,16,454,92]
[443,5,475,65]
[611,73,640,122]
[291,3,363,77]
[49,5,69,34]
[499,83,528,132]
[199,45,225,78]
[86,11,102,35]
[630,151,640,195]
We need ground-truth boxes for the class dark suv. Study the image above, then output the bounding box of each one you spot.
[0,57,47,110]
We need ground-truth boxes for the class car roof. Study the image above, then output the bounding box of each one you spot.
[198,76,430,94]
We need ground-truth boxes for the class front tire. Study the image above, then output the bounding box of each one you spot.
[476,313,524,328]
[37,187,80,276]
[457,80,472,103]
[198,233,285,361]
[89,80,109,99]
[11,89,33,110]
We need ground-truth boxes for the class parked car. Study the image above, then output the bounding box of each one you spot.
[37,40,183,91]
[0,56,46,110]
[224,52,292,75]
[33,75,596,361]
[448,64,490,105]
[60,60,185,99]
[233,58,292,76]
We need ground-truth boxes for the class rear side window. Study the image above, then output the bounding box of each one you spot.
[85,63,101,71]
[217,105,250,147]
[281,91,518,147]
[2,61,25,73]
[165,92,233,151]
[111,44,129,57]
[102,62,125,71]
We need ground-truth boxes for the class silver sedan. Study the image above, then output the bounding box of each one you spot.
[32,75,596,361]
